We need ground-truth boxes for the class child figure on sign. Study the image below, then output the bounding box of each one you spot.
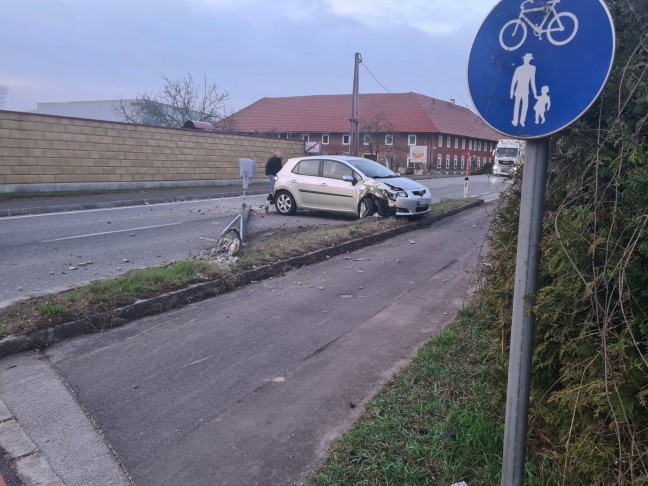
[534,86,551,124]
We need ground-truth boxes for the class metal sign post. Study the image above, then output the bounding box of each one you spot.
[466,1,615,484]
[501,138,548,484]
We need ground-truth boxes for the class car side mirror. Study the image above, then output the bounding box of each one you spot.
[342,175,357,186]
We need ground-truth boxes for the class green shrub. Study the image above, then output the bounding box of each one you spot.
[477,2,648,482]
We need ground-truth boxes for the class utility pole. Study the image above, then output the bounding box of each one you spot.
[349,52,361,157]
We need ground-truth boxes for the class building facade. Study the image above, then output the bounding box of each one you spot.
[219,92,501,173]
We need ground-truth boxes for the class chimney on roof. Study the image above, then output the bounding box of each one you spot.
[450,98,455,106]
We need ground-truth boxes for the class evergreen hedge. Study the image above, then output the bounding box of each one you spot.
[478,1,648,483]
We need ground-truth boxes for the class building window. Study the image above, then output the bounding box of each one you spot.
[385,134,394,145]
[489,142,493,152]
[446,136,451,148]
[445,155,450,169]
[302,134,309,142]
[408,134,416,146]
[278,133,289,139]
[454,137,458,149]
[322,134,329,145]
[438,134,443,147]
[453,155,458,169]
[462,138,466,149]
[461,156,465,169]
[342,134,350,145]
[437,154,442,169]
[477,157,481,167]
[469,140,473,150]
[478,141,482,151]
[363,134,371,145]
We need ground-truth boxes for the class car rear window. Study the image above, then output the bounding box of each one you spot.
[292,159,320,176]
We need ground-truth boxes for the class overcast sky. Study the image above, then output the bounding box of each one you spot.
[1,0,495,113]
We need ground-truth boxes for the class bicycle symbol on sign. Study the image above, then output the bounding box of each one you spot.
[499,0,579,51]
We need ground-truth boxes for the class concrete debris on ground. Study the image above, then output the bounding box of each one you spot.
[194,229,242,266]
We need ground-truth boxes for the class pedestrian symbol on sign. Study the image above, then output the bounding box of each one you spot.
[509,52,552,128]
[510,53,537,128]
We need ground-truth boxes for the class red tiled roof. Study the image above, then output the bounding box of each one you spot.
[224,92,500,141]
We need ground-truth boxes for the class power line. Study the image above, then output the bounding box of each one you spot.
[360,61,391,93]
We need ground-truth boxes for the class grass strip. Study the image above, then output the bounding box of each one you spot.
[310,307,561,486]
[0,261,228,337]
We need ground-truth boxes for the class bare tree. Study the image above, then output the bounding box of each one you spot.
[113,73,233,128]
[360,111,399,163]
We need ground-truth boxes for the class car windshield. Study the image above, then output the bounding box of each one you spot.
[346,158,398,178]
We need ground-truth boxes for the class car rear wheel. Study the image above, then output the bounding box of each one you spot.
[275,190,297,215]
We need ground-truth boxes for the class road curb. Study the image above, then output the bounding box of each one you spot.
[0,200,485,359]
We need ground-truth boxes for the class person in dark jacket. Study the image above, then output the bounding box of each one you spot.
[265,150,283,201]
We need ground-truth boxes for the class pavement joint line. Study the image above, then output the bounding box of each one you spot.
[0,401,11,423]
[0,199,487,360]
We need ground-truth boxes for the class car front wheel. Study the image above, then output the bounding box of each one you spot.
[358,196,375,219]
[275,191,297,215]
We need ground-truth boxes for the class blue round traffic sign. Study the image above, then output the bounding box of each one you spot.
[467,0,615,139]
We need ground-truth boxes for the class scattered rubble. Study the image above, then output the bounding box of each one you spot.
[194,229,242,266]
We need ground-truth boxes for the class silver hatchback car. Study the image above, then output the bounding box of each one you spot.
[273,156,432,218]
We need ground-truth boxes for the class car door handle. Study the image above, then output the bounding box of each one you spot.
[289,179,297,183]
[319,182,327,186]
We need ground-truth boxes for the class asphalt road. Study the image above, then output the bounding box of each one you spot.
[0,196,343,307]
[0,175,507,307]
[0,204,495,485]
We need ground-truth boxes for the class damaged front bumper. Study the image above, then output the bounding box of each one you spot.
[358,180,432,217]
[392,192,432,216]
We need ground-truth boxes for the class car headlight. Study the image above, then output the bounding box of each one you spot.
[386,189,407,200]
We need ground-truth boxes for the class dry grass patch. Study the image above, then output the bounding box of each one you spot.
[237,217,406,269]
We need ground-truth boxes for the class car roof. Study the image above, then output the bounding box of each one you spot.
[286,155,368,164]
